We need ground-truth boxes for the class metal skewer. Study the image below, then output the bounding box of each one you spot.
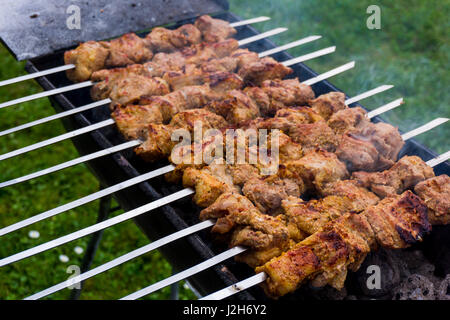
[0,46,336,162]
[0,35,322,138]
[0,16,271,88]
[25,219,216,300]
[401,118,448,140]
[120,246,247,300]
[0,27,287,110]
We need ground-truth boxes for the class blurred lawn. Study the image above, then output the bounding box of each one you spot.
[0,0,448,299]
[0,41,195,300]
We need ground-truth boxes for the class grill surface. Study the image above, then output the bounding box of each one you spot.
[24,12,450,300]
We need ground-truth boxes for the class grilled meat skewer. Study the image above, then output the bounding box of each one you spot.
[256,190,431,298]
[64,15,237,82]
[112,78,314,142]
[90,44,293,105]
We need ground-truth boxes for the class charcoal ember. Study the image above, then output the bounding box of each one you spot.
[391,249,426,273]
[393,274,435,300]
[437,274,450,300]
[355,249,403,297]
[424,225,450,277]
[309,286,348,300]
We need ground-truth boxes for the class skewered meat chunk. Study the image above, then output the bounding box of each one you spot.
[111,103,163,140]
[289,121,339,153]
[247,107,338,152]
[163,68,244,92]
[256,244,320,298]
[336,122,404,172]
[181,39,240,65]
[352,155,435,198]
[320,179,380,208]
[282,183,379,236]
[242,176,302,215]
[183,167,237,208]
[64,41,110,82]
[280,149,349,193]
[199,192,291,267]
[145,24,201,52]
[414,175,450,225]
[107,75,170,105]
[111,85,217,140]
[238,57,293,85]
[90,63,154,101]
[104,33,153,67]
[309,91,347,120]
[327,106,369,135]
[134,109,227,162]
[363,190,430,249]
[194,15,237,43]
[177,131,305,208]
[143,85,216,122]
[306,213,374,289]
[246,79,315,116]
[282,196,347,235]
[207,89,261,125]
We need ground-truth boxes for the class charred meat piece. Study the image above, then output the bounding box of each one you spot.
[64,41,110,82]
[194,15,237,43]
[238,57,293,85]
[336,122,404,172]
[257,212,374,297]
[258,191,431,298]
[309,91,347,120]
[255,244,320,298]
[282,185,378,236]
[414,175,450,225]
[363,190,430,249]
[352,155,435,198]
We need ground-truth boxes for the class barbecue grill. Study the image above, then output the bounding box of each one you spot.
[0,0,449,301]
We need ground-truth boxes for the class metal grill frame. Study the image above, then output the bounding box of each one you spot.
[24,12,450,300]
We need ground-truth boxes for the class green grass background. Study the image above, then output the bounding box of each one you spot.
[0,0,448,299]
